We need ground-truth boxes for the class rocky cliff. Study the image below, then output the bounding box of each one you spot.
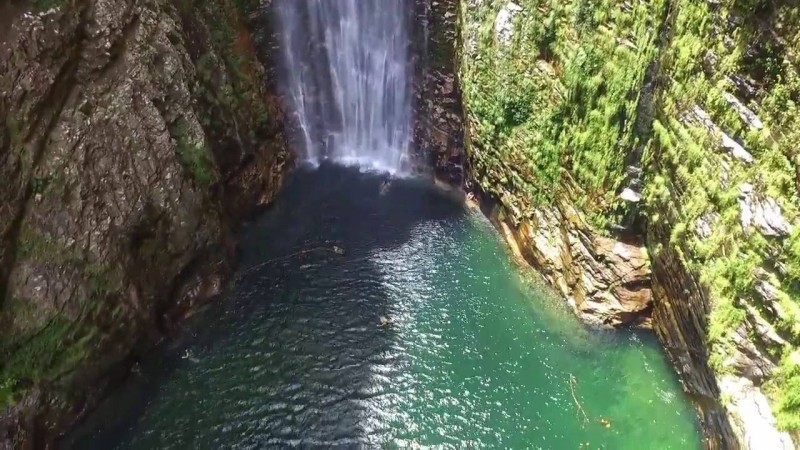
[412,0,466,184]
[458,0,800,448]
[0,0,290,446]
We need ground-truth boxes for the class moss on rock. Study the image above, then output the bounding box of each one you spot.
[459,0,800,441]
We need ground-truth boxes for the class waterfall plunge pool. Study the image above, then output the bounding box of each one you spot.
[66,165,701,449]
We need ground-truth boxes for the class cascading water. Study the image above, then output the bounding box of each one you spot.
[276,0,413,173]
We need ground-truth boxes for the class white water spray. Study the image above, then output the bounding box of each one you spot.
[276,0,413,174]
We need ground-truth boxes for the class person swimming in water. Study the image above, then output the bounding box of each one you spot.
[380,175,392,195]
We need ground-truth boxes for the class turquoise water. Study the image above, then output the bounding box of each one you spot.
[68,166,700,449]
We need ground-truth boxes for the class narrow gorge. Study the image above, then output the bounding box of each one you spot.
[0,0,798,449]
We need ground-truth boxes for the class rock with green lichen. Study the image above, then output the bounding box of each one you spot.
[0,0,290,445]
[458,0,800,447]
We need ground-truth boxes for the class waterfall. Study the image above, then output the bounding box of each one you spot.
[276,0,413,174]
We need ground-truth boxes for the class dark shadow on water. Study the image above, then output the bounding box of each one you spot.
[63,164,465,448]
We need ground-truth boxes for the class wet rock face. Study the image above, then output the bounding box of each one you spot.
[411,0,465,185]
[648,226,740,449]
[0,0,289,446]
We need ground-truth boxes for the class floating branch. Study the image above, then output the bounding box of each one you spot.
[569,373,590,425]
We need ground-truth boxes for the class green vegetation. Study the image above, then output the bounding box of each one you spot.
[1,225,122,407]
[15,223,67,262]
[460,0,667,228]
[0,313,95,407]
[3,0,274,414]
[179,0,270,139]
[173,117,218,187]
[32,0,67,11]
[771,352,800,430]
[460,0,800,431]
[640,0,800,429]
[5,116,23,147]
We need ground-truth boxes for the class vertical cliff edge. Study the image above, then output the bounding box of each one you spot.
[0,0,290,446]
[457,0,800,448]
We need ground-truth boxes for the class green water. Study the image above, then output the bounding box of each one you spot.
[69,167,700,448]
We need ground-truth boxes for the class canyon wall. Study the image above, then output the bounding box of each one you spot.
[0,0,290,446]
[457,0,800,448]
[412,0,466,184]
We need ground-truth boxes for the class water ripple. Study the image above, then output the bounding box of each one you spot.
[67,167,700,450]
